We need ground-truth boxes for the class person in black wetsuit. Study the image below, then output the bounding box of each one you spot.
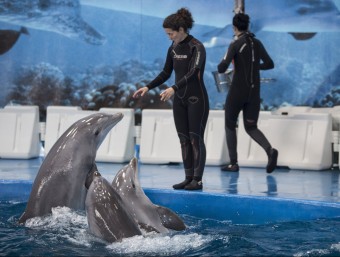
[133,8,209,190]
[217,13,278,173]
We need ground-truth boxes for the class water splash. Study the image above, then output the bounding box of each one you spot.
[106,233,215,255]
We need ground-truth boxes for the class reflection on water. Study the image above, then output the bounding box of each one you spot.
[220,171,278,196]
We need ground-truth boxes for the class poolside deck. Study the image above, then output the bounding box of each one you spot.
[1,157,340,203]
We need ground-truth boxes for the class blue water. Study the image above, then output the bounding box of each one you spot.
[1,201,340,256]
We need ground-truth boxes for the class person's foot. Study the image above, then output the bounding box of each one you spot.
[221,163,239,172]
[266,148,278,173]
[173,179,192,190]
[184,180,203,190]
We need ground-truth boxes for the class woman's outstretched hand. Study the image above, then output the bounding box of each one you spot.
[160,87,174,101]
[133,87,149,98]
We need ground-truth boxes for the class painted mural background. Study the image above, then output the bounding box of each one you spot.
[1,0,340,123]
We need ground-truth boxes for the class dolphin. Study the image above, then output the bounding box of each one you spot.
[0,0,106,45]
[19,112,123,224]
[201,0,340,48]
[0,26,29,55]
[85,174,143,243]
[111,158,186,233]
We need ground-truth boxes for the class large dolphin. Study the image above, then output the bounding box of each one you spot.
[19,112,123,224]
[85,174,143,243]
[0,0,106,45]
[201,0,340,47]
[112,158,186,233]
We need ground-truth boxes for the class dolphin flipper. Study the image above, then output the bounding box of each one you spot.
[156,205,186,231]
[0,26,29,55]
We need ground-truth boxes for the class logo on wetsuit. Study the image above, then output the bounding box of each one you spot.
[188,96,199,104]
[172,50,187,60]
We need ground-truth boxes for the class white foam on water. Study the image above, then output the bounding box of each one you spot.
[293,241,340,256]
[106,232,215,255]
[24,206,93,246]
[25,206,87,228]
[8,200,21,204]
[294,248,333,257]
[22,206,219,254]
[331,243,340,250]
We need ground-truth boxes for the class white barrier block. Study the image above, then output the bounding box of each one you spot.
[309,107,333,114]
[205,110,229,165]
[140,109,229,165]
[0,105,40,159]
[332,106,340,113]
[44,106,83,155]
[237,112,332,170]
[272,106,311,115]
[329,113,340,131]
[97,108,135,162]
[140,109,181,164]
[45,106,135,163]
[311,107,339,130]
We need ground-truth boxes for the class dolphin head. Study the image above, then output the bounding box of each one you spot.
[59,112,124,152]
[86,175,116,205]
[85,174,142,242]
[85,175,122,241]
[18,112,124,224]
[111,157,186,233]
[112,157,144,198]
[85,163,101,190]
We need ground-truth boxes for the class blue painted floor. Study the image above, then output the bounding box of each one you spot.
[1,157,340,203]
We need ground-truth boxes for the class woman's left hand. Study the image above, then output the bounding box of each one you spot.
[160,87,175,101]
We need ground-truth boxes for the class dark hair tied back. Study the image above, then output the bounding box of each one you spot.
[233,13,250,31]
[163,7,194,32]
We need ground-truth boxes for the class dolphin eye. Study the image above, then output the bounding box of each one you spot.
[132,183,136,189]
[94,130,100,136]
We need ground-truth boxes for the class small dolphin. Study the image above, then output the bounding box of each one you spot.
[0,0,106,45]
[112,158,186,233]
[0,26,29,55]
[85,174,143,243]
[19,112,123,224]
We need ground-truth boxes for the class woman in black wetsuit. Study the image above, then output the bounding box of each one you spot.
[217,13,278,173]
[133,8,209,190]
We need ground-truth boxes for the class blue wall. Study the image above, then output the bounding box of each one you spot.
[1,182,340,224]
[1,0,340,119]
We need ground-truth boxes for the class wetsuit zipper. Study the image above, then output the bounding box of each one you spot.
[247,36,255,102]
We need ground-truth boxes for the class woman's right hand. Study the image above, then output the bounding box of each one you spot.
[133,87,149,98]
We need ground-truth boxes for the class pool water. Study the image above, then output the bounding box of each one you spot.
[1,201,340,257]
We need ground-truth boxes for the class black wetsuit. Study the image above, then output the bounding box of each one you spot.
[217,32,274,164]
[147,35,209,181]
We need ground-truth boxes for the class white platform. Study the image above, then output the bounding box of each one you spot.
[44,106,135,163]
[205,110,229,165]
[139,109,181,164]
[237,111,333,170]
[271,106,312,115]
[0,105,40,159]
[96,108,135,162]
[139,109,229,165]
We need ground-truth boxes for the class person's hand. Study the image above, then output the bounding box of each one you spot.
[133,87,149,98]
[160,87,175,101]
